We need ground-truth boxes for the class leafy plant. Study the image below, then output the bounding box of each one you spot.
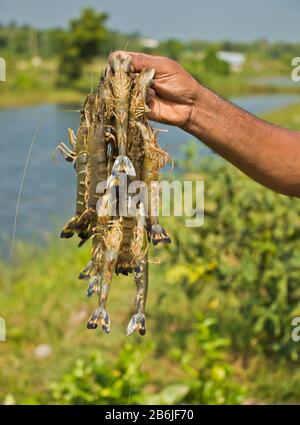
[162,142,300,362]
[49,343,149,405]
[167,314,245,405]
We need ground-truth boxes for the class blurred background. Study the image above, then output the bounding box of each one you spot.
[1,0,300,405]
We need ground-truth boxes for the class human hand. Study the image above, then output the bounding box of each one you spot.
[109,51,201,130]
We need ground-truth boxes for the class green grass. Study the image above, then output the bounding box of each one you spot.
[0,89,83,108]
[0,57,106,108]
[0,236,193,404]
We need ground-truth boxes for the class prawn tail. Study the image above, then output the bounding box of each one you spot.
[108,155,136,187]
[150,224,171,246]
[75,210,92,240]
[60,217,77,239]
[87,306,110,333]
[126,313,146,336]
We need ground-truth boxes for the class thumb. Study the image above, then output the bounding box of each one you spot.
[147,95,160,122]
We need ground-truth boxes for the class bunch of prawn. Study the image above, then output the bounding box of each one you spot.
[58,56,171,335]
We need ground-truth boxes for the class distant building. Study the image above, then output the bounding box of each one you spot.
[31,56,42,67]
[0,317,6,341]
[139,38,159,49]
[0,57,6,82]
[216,51,246,72]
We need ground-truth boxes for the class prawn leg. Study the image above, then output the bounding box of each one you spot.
[137,122,171,245]
[53,142,75,163]
[87,219,123,333]
[60,95,93,242]
[126,258,148,336]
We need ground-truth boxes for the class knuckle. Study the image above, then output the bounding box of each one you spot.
[109,50,129,62]
[138,54,148,68]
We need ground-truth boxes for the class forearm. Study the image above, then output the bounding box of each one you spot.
[186,84,300,197]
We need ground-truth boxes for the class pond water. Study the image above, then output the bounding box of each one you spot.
[0,93,299,247]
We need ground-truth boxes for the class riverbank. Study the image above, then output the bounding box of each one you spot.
[202,75,300,99]
[1,85,300,111]
[0,88,83,109]
[261,101,300,130]
[1,55,300,110]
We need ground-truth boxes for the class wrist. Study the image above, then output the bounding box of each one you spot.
[183,83,223,139]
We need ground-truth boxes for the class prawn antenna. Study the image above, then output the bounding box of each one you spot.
[123,40,130,53]
[91,72,94,94]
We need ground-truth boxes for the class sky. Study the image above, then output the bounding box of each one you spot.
[0,0,299,42]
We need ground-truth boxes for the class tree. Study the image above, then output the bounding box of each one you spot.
[159,38,185,61]
[58,45,83,84]
[58,8,110,84]
[68,8,109,59]
[203,48,230,76]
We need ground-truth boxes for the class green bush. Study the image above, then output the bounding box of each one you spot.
[152,315,245,405]
[163,143,300,362]
[49,343,149,405]
[47,316,244,405]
